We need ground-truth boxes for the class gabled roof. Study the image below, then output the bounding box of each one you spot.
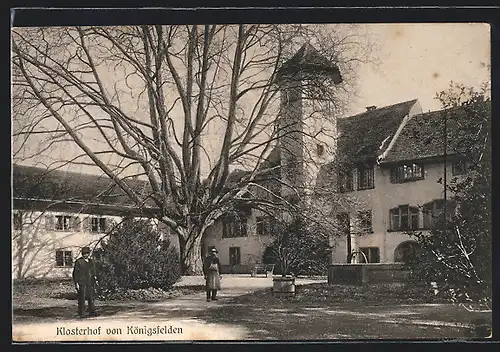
[336,99,419,165]
[12,164,158,209]
[276,43,342,84]
[225,145,282,190]
[380,102,491,163]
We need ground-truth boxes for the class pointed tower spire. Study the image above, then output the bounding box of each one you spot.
[275,42,342,85]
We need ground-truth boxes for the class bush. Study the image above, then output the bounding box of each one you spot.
[265,217,330,277]
[93,219,181,297]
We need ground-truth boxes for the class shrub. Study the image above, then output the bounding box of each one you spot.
[405,84,491,309]
[93,219,181,297]
[265,217,330,276]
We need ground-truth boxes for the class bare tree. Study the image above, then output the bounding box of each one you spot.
[12,24,377,274]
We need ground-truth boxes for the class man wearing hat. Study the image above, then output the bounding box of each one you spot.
[72,246,99,318]
[203,247,222,302]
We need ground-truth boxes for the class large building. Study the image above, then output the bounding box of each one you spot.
[203,43,344,273]
[204,100,480,271]
[317,102,473,265]
[202,42,481,273]
[12,165,165,279]
[12,42,484,277]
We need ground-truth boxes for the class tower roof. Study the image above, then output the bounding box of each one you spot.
[276,42,342,84]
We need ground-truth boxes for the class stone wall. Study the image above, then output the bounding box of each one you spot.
[328,263,409,285]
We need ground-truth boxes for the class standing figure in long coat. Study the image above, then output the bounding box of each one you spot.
[72,246,99,318]
[203,248,222,301]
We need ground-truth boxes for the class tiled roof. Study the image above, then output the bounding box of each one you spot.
[336,99,418,165]
[12,164,157,208]
[276,43,342,84]
[225,145,282,189]
[381,102,491,163]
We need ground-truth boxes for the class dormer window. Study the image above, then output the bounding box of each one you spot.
[390,163,424,183]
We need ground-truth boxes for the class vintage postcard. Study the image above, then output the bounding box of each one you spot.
[11,9,492,342]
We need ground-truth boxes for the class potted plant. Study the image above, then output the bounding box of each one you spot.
[265,216,330,296]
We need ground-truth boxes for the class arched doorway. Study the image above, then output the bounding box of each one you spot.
[394,240,419,263]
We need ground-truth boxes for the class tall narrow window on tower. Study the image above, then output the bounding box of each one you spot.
[316,144,325,157]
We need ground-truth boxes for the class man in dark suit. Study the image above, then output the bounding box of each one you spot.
[72,246,99,318]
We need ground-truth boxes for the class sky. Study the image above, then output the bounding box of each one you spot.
[12,23,491,176]
[348,23,490,115]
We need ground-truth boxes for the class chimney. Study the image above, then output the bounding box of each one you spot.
[366,105,377,111]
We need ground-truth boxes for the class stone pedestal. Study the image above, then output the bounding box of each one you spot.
[273,276,296,296]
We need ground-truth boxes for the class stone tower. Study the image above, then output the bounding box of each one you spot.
[275,43,343,206]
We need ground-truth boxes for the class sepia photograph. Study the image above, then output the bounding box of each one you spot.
[11,12,492,342]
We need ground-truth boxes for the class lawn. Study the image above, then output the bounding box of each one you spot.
[12,279,492,340]
[13,278,205,305]
[221,282,492,340]
[12,278,205,324]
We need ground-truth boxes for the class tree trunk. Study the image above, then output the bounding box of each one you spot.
[183,235,203,275]
[178,225,205,276]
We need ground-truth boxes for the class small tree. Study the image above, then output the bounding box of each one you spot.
[263,212,332,277]
[407,81,491,310]
[94,218,181,294]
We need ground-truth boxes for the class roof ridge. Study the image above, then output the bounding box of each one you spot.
[409,104,467,120]
[13,164,148,185]
[341,98,418,121]
[13,164,108,178]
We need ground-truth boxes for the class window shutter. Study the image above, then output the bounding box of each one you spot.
[74,216,82,232]
[69,216,76,231]
[55,251,63,266]
[356,168,361,190]
[102,217,108,233]
[45,215,54,231]
[82,216,90,232]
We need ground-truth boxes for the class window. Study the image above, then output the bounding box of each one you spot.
[452,160,468,176]
[389,205,419,231]
[316,144,325,157]
[390,163,424,183]
[337,169,353,193]
[256,216,272,236]
[358,210,373,234]
[423,199,455,229]
[91,217,107,233]
[359,247,380,263]
[222,215,248,238]
[55,250,73,267]
[336,212,350,235]
[55,215,75,231]
[357,164,375,190]
[13,212,23,230]
[229,247,241,266]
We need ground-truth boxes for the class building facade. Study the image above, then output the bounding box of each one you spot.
[204,99,476,271]
[12,165,164,279]
[203,43,344,273]
[320,103,471,265]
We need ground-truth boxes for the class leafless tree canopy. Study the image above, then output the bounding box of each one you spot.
[12,24,377,274]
